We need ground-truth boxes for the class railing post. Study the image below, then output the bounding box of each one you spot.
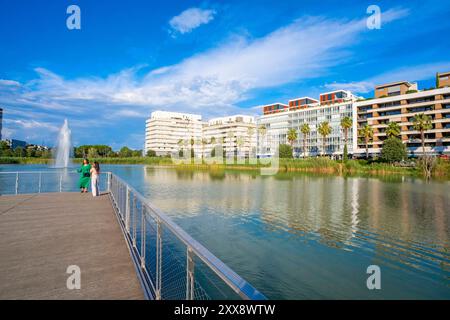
[141,206,146,269]
[15,172,19,195]
[107,172,111,193]
[59,174,62,192]
[186,247,195,300]
[132,195,137,248]
[38,172,42,193]
[156,219,162,300]
[125,186,131,232]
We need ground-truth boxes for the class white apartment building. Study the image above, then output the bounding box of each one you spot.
[145,111,204,156]
[257,91,357,157]
[203,115,256,157]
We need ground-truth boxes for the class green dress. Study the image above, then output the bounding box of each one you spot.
[77,164,92,189]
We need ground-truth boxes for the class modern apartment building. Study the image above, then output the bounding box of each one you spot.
[258,90,357,157]
[203,115,256,157]
[144,111,204,156]
[355,72,450,156]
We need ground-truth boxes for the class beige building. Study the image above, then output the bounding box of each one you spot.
[355,72,450,156]
[203,115,256,157]
[144,111,204,156]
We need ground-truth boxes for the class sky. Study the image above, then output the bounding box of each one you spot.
[0,0,449,150]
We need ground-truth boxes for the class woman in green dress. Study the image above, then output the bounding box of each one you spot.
[77,158,92,193]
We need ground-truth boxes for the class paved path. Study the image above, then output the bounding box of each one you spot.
[0,193,144,299]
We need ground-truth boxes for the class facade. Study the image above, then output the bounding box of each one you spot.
[203,115,256,157]
[6,139,27,150]
[355,72,450,156]
[144,111,204,156]
[257,90,357,157]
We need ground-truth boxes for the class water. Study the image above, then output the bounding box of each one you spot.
[1,164,449,299]
[54,119,72,168]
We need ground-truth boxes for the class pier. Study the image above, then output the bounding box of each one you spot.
[0,193,143,299]
[0,171,266,300]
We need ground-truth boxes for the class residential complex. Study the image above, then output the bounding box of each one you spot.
[144,111,204,156]
[203,115,256,157]
[145,112,256,157]
[355,73,450,156]
[144,71,450,158]
[258,90,357,157]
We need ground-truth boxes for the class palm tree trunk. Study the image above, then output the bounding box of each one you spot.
[365,138,369,159]
[421,130,425,156]
[303,137,306,158]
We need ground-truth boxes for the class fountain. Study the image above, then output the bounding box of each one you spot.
[54,119,72,168]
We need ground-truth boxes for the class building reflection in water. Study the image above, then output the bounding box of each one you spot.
[142,166,450,298]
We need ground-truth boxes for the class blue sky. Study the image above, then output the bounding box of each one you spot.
[0,0,449,149]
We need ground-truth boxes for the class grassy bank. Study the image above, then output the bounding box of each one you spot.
[1,156,449,179]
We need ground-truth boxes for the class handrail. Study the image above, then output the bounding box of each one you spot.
[110,173,266,300]
[0,170,267,300]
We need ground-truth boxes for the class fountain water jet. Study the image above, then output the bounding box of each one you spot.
[54,119,72,168]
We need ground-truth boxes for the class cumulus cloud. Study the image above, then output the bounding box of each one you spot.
[169,8,216,35]
[0,8,409,146]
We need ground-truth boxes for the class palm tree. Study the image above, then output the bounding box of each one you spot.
[340,116,352,151]
[318,121,332,156]
[300,123,310,157]
[177,139,184,157]
[201,138,208,158]
[412,113,433,156]
[386,121,401,139]
[359,124,373,159]
[287,128,297,147]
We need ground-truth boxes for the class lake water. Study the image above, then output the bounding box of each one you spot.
[1,164,449,299]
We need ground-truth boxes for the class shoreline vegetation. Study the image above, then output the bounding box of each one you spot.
[1,156,449,180]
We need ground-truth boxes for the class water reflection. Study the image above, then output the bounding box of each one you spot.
[141,166,450,299]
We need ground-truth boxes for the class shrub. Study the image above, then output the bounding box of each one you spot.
[381,137,407,163]
[279,144,293,158]
[146,149,157,157]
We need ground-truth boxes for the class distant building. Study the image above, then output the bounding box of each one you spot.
[203,115,256,157]
[144,111,204,156]
[9,139,27,150]
[355,72,450,156]
[257,90,357,157]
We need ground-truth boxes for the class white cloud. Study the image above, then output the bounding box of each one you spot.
[0,8,409,146]
[169,8,216,35]
[0,79,21,87]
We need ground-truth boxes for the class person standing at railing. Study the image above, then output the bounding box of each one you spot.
[77,158,91,193]
[90,161,100,197]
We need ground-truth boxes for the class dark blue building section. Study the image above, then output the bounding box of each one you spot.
[11,139,27,150]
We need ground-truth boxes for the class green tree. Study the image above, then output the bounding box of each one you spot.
[146,150,157,157]
[318,121,332,156]
[131,150,142,157]
[381,137,407,163]
[287,128,297,147]
[340,116,352,157]
[14,147,26,157]
[386,121,401,139]
[279,144,293,158]
[359,124,374,159]
[412,113,433,156]
[87,147,99,159]
[300,123,310,157]
[119,146,133,157]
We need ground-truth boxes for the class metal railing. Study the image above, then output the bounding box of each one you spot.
[0,171,266,300]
